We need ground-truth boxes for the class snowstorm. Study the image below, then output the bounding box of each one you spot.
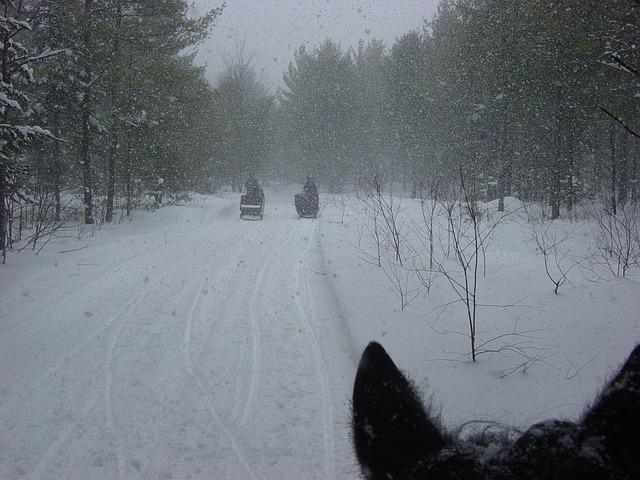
[0,1,639,479]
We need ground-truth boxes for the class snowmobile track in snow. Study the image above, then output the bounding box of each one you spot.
[241,220,302,426]
[292,223,337,479]
[1,189,358,480]
[15,248,203,480]
[181,228,260,480]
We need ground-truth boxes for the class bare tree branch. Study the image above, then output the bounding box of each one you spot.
[612,54,640,77]
[598,106,640,140]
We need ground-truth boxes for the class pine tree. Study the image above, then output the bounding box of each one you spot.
[0,0,57,260]
[280,40,356,191]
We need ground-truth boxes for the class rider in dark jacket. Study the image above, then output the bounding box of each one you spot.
[245,175,260,197]
[303,176,317,195]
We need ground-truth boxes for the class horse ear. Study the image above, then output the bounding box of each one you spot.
[352,342,445,480]
[581,344,640,476]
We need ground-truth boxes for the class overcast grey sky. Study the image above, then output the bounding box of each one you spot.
[189,0,440,91]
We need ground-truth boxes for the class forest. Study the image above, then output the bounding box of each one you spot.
[1,0,638,261]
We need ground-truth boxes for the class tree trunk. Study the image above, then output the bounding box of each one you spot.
[81,87,94,225]
[0,8,10,258]
[550,87,564,220]
[566,131,575,213]
[125,148,133,217]
[632,137,638,203]
[610,124,617,216]
[618,131,628,208]
[51,111,62,222]
[105,120,117,223]
[105,4,122,224]
[496,87,510,213]
[550,162,562,219]
[0,164,6,261]
[81,0,94,225]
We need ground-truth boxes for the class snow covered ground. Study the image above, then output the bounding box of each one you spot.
[1,183,639,479]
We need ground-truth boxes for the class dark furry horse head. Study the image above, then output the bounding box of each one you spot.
[352,341,640,480]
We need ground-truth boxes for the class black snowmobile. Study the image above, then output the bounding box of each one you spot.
[240,187,265,220]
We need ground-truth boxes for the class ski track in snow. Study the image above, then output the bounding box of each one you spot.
[2,248,202,480]
[28,391,100,480]
[0,249,195,420]
[137,222,267,479]
[241,220,300,426]
[3,186,640,480]
[0,187,358,480]
[35,247,208,480]
[292,213,337,479]
[181,228,260,480]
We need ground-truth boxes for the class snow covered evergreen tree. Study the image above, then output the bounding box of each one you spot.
[0,0,57,260]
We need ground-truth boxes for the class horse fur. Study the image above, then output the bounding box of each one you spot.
[352,341,640,480]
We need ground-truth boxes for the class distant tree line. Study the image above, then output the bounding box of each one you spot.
[271,0,639,214]
[2,0,639,261]
[0,0,224,260]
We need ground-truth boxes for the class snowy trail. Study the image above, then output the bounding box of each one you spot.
[292,224,337,479]
[0,186,360,480]
[3,185,640,480]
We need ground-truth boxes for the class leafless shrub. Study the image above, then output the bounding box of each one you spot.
[380,255,422,310]
[433,183,481,360]
[588,202,640,277]
[356,172,421,309]
[358,172,409,266]
[430,169,514,361]
[525,204,582,294]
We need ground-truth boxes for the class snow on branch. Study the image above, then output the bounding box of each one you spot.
[0,123,55,140]
[0,16,32,32]
[0,92,22,112]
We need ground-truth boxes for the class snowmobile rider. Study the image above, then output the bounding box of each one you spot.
[303,176,317,195]
[244,175,260,197]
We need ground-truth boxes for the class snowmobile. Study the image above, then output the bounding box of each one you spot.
[240,187,265,220]
[294,192,319,218]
